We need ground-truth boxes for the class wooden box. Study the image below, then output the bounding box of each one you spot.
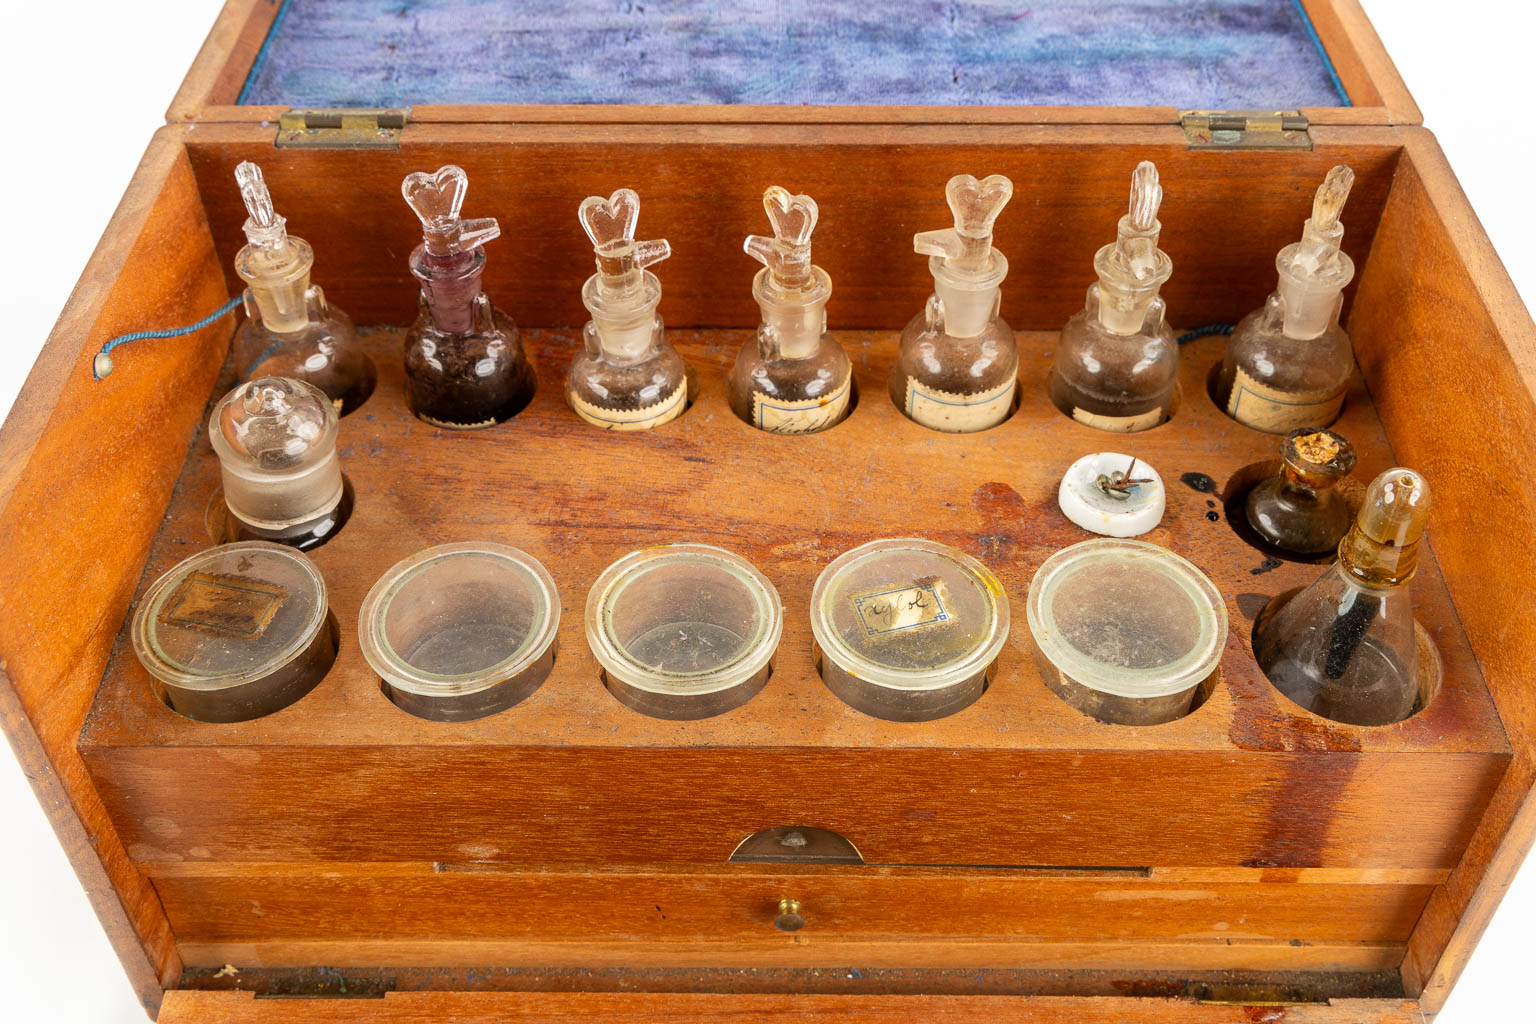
[3,2,1533,1021]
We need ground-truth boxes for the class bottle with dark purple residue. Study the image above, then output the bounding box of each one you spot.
[400,165,536,429]
[1253,467,1432,725]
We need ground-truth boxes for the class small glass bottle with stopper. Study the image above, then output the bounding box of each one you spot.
[208,376,351,551]
[400,164,536,429]
[567,188,688,431]
[1254,467,1432,725]
[728,186,851,434]
[1216,165,1357,433]
[231,162,375,415]
[890,174,1018,433]
[1245,427,1357,557]
[1049,161,1177,432]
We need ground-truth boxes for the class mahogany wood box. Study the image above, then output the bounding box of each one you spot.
[2,2,1532,1022]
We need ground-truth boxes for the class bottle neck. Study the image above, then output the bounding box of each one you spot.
[754,267,830,360]
[929,252,1006,339]
[1338,522,1420,589]
[236,237,315,334]
[411,245,487,335]
[1274,243,1353,340]
[583,270,663,364]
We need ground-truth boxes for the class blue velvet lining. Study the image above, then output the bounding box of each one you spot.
[239,0,1350,109]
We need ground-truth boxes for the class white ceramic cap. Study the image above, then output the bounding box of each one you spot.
[1058,452,1165,538]
[811,538,1010,692]
[1027,538,1226,700]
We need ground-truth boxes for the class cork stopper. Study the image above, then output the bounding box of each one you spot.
[1281,427,1356,490]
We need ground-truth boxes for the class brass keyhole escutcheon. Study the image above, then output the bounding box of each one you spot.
[774,898,805,932]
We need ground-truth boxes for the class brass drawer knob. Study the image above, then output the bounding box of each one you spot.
[774,897,806,932]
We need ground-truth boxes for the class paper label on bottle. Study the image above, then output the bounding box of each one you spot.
[852,580,952,638]
[1071,406,1165,433]
[160,572,288,638]
[1226,368,1344,433]
[752,371,852,434]
[569,379,687,432]
[904,376,1014,432]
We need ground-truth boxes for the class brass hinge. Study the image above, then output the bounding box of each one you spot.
[275,108,408,149]
[1180,110,1312,151]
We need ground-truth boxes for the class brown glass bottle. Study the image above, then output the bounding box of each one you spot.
[1245,428,1357,557]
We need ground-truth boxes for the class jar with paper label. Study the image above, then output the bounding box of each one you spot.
[889,174,1018,433]
[1048,162,1177,432]
[567,188,689,432]
[728,186,851,434]
[1215,165,1358,433]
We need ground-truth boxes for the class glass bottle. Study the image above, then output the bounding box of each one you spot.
[1254,467,1432,726]
[208,376,350,551]
[567,188,688,431]
[890,174,1018,433]
[400,164,536,429]
[1215,165,1357,433]
[728,186,851,434]
[231,162,375,415]
[1245,427,1357,557]
[1049,161,1176,432]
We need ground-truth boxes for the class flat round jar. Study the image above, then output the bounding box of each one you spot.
[1027,539,1227,725]
[586,544,782,720]
[131,541,335,722]
[360,543,561,722]
[811,538,1010,721]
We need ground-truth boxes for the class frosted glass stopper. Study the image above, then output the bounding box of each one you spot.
[402,164,501,257]
[236,161,290,252]
[744,186,819,292]
[579,188,671,298]
[1286,164,1355,283]
[913,174,1013,274]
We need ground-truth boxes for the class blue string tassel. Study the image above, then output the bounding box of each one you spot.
[92,297,243,380]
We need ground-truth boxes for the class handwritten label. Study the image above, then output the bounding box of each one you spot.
[753,370,852,434]
[570,379,687,432]
[1226,368,1344,434]
[852,581,951,637]
[904,376,1014,433]
[160,572,288,638]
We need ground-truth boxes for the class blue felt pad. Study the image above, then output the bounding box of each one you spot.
[240,0,1349,109]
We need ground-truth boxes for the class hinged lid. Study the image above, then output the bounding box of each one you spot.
[1180,110,1313,151]
[275,108,407,149]
[170,0,1420,129]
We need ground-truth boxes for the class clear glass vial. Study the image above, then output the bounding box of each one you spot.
[208,376,351,551]
[890,174,1018,432]
[1027,539,1227,726]
[586,544,782,720]
[728,186,851,434]
[401,165,537,429]
[1245,428,1357,557]
[231,162,375,415]
[132,541,336,722]
[811,538,1010,722]
[1049,161,1177,432]
[1215,165,1358,433]
[360,543,560,722]
[1254,468,1432,726]
[567,188,689,431]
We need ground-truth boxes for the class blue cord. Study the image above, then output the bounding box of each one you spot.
[92,296,243,380]
[1177,323,1234,345]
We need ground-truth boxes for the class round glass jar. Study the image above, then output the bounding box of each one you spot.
[585,544,782,720]
[359,543,560,722]
[1027,538,1227,725]
[811,538,1010,721]
[131,541,335,722]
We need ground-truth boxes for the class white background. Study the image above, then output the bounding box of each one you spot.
[0,2,1531,1020]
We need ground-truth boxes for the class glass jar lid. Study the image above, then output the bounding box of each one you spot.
[359,542,561,698]
[585,544,782,697]
[811,538,1010,691]
[131,541,328,692]
[1027,538,1227,700]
